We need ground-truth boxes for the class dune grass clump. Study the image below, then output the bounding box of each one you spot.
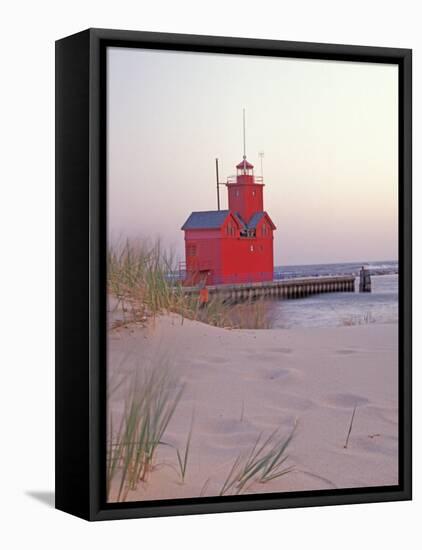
[175,412,195,484]
[107,239,274,330]
[220,422,297,496]
[107,368,184,502]
[340,311,376,326]
[193,294,273,330]
[344,406,357,449]
[107,239,186,322]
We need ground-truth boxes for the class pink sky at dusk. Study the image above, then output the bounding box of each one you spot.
[107,47,398,266]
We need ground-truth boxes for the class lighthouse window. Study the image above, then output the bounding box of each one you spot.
[187,244,196,257]
[240,228,256,239]
[226,223,235,236]
[250,245,254,252]
[262,223,268,236]
[235,190,240,197]
[252,190,256,196]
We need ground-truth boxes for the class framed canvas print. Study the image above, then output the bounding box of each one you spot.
[55,28,412,521]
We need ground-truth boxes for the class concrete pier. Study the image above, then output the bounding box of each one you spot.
[359,267,372,292]
[183,275,355,301]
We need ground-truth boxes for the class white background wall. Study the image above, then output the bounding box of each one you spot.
[0,1,419,548]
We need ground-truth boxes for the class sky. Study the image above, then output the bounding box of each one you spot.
[107,47,398,266]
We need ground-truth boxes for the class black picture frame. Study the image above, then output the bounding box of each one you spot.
[55,28,412,521]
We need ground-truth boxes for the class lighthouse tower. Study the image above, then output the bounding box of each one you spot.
[181,117,276,286]
[226,156,264,225]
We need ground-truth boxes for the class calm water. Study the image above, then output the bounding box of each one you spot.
[271,261,398,329]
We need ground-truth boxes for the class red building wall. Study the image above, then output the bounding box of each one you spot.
[220,220,273,284]
[184,229,222,285]
[184,216,274,285]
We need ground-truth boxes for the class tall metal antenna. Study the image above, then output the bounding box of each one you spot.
[242,108,246,159]
[259,151,265,178]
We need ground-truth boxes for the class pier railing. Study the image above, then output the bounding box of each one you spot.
[211,272,274,285]
[226,175,264,184]
[182,275,355,301]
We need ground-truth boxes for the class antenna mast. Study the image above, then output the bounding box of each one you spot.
[242,108,246,159]
[259,151,265,178]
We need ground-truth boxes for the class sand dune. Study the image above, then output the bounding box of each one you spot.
[107,314,398,502]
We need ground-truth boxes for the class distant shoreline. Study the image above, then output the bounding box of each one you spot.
[274,260,398,280]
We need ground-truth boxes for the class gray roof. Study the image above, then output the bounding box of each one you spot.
[248,211,276,229]
[247,212,266,228]
[181,210,230,230]
[234,212,246,228]
[182,209,275,231]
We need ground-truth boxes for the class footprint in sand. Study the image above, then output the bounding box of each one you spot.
[205,356,231,364]
[267,367,293,380]
[265,367,302,382]
[247,352,279,362]
[244,348,293,362]
[204,417,253,432]
[268,347,293,354]
[324,393,370,408]
[353,434,398,456]
[271,392,315,411]
[336,349,356,355]
[364,405,399,426]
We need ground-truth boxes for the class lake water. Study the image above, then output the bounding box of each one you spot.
[270,261,398,329]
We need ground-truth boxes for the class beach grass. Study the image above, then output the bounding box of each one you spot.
[340,311,376,326]
[107,367,184,502]
[220,422,297,496]
[344,406,357,449]
[108,239,182,318]
[108,239,273,329]
[175,411,195,484]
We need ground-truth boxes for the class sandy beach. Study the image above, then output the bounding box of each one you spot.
[107,313,398,502]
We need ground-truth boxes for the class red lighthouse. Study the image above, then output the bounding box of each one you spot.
[181,151,276,286]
